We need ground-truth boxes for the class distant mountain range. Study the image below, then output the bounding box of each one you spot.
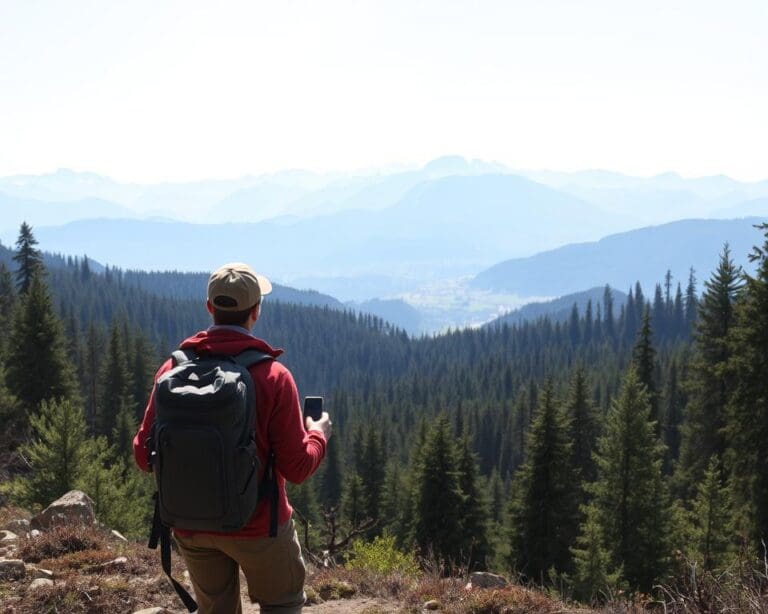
[470,217,764,297]
[3,160,768,333]
[25,173,629,283]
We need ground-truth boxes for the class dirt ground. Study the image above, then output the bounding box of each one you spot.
[241,594,399,613]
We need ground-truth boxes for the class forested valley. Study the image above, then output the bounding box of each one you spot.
[1,221,768,604]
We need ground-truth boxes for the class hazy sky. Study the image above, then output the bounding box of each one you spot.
[1,0,765,182]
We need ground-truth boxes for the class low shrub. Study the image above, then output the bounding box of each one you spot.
[346,534,420,577]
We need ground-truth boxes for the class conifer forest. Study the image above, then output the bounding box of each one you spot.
[2,221,768,604]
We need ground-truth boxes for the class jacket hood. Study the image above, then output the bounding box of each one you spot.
[179,328,284,358]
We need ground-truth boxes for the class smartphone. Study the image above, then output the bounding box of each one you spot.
[303,396,323,421]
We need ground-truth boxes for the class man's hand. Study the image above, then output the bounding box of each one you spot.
[305,411,332,441]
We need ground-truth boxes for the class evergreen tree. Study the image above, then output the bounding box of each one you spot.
[677,245,742,496]
[631,308,659,432]
[4,398,87,507]
[83,321,106,433]
[457,433,491,570]
[685,458,732,571]
[319,436,343,506]
[358,425,385,527]
[508,382,579,580]
[603,285,615,340]
[566,367,600,486]
[130,333,155,419]
[412,415,465,567]
[662,359,684,474]
[341,472,365,527]
[584,368,671,592]
[12,222,44,294]
[685,267,698,328]
[380,461,405,536]
[76,436,152,538]
[725,224,768,544]
[6,273,77,418]
[0,262,16,328]
[287,478,320,524]
[96,323,134,438]
[571,512,624,603]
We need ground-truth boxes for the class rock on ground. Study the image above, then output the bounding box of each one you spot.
[0,530,18,544]
[30,490,96,530]
[468,571,508,589]
[28,578,54,592]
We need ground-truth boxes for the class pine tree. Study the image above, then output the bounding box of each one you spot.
[566,367,600,486]
[130,333,155,420]
[725,224,768,544]
[96,323,134,438]
[12,222,44,294]
[412,415,465,567]
[6,273,77,418]
[571,512,624,603]
[4,398,87,507]
[662,359,684,474]
[76,435,153,538]
[585,368,671,592]
[603,285,615,340]
[507,382,579,580]
[380,461,405,536]
[457,433,491,570]
[287,478,320,524]
[358,425,385,527]
[319,436,343,507]
[677,245,742,496]
[341,473,366,528]
[685,458,732,571]
[685,267,698,328]
[631,308,659,432]
[0,262,16,328]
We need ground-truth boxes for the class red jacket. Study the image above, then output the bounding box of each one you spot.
[133,327,327,537]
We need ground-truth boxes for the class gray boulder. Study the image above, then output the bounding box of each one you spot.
[28,578,54,592]
[30,490,95,530]
[0,530,18,544]
[468,571,508,589]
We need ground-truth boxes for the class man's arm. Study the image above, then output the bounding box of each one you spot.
[269,367,327,484]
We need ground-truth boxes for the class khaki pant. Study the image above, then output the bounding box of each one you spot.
[174,520,306,614]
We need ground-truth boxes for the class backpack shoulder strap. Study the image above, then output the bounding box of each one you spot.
[171,348,197,366]
[233,349,274,369]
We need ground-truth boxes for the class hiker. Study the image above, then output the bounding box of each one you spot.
[133,262,331,614]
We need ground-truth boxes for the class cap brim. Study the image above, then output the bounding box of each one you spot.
[256,274,273,296]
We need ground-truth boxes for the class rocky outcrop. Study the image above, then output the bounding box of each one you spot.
[30,490,95,530]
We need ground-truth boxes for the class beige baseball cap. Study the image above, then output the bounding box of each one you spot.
[207,262,273,311]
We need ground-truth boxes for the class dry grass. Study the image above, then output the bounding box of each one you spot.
[0,516,187,614]
[0,505,30,529]
[16,525,107,563]
[305,565,592,614]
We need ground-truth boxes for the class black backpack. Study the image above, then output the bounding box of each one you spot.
[147,348,279,612]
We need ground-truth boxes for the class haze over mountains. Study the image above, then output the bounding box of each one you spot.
[2,157,767,333]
